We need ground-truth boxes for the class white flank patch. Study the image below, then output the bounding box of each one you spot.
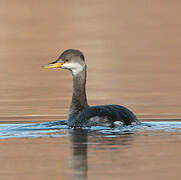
[62,62,83,76]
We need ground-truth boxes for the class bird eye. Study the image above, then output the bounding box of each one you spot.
[65,59,69,62]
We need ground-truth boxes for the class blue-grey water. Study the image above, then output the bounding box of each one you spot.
[1,121,181,139]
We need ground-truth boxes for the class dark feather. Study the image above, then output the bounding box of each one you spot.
[68,105,140,127]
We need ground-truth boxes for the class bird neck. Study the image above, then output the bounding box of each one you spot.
[69,65,88,117]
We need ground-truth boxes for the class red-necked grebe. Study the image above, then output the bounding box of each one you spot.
[43,49,140,127]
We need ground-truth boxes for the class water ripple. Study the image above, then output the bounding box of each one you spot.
[0,121,181,139]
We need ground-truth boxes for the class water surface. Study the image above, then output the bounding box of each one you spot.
[1,121,181,180]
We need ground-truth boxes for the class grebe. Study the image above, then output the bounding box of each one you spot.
[43,49,140,127]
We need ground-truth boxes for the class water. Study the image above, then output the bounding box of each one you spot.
[1,121,181,180]
[1,121,181,139]
[1,0,181,180]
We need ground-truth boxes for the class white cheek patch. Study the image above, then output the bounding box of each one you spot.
[62,62,83,76]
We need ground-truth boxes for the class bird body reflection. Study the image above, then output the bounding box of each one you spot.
[68,129,134,180]
[69,129,88,180]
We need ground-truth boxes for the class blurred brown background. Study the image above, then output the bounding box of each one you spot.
[0,0,181,121]
[1,2,181,180]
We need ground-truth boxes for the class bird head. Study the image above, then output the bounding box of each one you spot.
[43,49,86,76]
